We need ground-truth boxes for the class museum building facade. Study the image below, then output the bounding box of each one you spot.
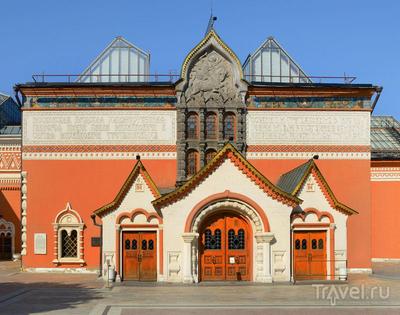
[2,29,398,282]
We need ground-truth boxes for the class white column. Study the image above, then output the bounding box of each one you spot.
[255,232,275,283]
[182,232,199,283]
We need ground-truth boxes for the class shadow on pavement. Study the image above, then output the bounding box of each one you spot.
[0,281,103,315]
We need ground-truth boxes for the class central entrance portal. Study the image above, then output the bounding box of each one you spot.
[199,212,251,281]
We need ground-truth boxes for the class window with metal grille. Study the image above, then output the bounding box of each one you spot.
[186,150,199,177]
[205,113,218,139]
[224,113,235,140]
[61,230,78,258]
[205,149,217,165]
[204,229,221,249]
[186,113,199,139]
[228,229,245,249]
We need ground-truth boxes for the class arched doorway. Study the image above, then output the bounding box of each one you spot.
[0,219,14,260]
[199,211,252,281]
[0,232,12,260]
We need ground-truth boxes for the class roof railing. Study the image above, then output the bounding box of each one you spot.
[31,73,180,83]
[31,73,357,84]
[244,74,356,84]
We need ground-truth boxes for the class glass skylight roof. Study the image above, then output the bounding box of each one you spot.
[371,116,400,151]
[77,37,150,83]
[243,37,311,83]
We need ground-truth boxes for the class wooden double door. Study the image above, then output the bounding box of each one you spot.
[199,212,251,281]
[293,231,327,280]
[122,231,157,281]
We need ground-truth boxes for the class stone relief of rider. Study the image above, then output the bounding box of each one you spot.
[184,51,239,105]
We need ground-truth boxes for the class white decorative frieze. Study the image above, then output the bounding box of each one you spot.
[246,151,370,160]
[371,167,400,181]
[23,110,177,146]
[22,151,177,160]
[246,111,370,146]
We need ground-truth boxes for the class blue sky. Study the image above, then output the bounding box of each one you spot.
[0,0,398,117]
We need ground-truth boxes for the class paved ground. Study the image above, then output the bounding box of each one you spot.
[0,261,400,315]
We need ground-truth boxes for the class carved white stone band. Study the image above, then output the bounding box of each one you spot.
[23,110,177,146]
[22,151,177,160]
[247,152,370,160]
[371,167,400,181]
[246,111,370,146]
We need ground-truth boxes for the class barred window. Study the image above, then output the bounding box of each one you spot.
[53,203,85,264]
[61,230,78,258]
[205,149,217,165]
[186,150,199,177]
[224,113,236,141]
[205,113,218,139]
[186,113,199,139]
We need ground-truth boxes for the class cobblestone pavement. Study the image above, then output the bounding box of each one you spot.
[0,261,400,315]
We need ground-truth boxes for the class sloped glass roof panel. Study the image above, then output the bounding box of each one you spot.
[243,37,311,83]
[371,116,400,151]
[77,37,150,83]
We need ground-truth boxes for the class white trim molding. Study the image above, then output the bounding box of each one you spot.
[347,268,372,274]
[371,167,400,181]
[247,152,370,160]
[372,258,400,262]
[22,151,177,160]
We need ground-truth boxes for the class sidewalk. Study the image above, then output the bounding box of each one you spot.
[0,261,399,314]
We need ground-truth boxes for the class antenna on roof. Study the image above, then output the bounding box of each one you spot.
[205,2,217,36]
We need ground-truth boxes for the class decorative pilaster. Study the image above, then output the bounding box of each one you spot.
[255,232,275,283]
[53,225,58,264]
[21,171,27,255]
[115,224,121,282]
[182,232,199,283]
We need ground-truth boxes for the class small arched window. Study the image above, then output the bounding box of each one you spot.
[205,113,218,140]
[186,150,199,177]
[61,230,78,258]
[186,113,199,139]
[205,149,217,165]
[224,113,236,141]
[53,203,84,264]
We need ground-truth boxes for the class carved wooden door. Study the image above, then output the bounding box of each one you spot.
[122,232,157,281]
[225,215,249,280]
[200,213,250,281]
[293,231,327,280]
[200,215,225,280]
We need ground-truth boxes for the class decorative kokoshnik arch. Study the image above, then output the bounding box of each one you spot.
[184,191,270,233]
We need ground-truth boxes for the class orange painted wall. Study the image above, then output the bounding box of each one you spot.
[22,159,176,269]
[250,158,371,269]
[0,189,21,253]
[371,180,400,258]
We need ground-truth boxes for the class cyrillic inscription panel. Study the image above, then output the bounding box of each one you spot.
[23,110,176,145]
[246,111,370,145]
